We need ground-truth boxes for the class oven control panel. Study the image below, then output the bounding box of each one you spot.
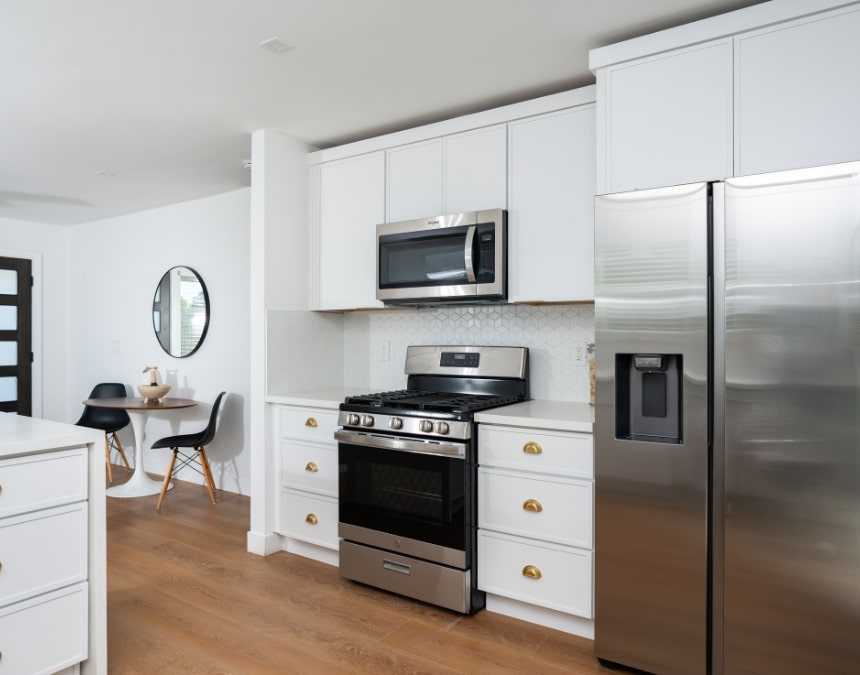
[338,411,471,440]
[440,351,480,368]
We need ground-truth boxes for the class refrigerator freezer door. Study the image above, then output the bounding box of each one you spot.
[723,162,860,675]
[594,183,710,675]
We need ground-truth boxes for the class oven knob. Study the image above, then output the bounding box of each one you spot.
[361,415,375,427]
[389,417,403,430]
[419,420,434,433]
[346,414,361,426]
[434,421,450,435]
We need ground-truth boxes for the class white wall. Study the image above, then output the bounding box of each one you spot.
[0,216,70,420]
[67,189,252,494]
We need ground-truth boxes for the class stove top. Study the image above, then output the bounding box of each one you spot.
[343,389,522,416]
[338,345,529,440]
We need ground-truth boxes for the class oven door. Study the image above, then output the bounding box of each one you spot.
[376,209,505,304]
[336,429,472,569]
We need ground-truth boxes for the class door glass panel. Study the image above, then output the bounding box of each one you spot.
[0,341,15,366]
[0,306,16,330]
[0,269,16,294]
[379,227,470,287]
[0,376,16,401]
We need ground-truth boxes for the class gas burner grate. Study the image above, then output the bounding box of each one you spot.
[344,390,520,414]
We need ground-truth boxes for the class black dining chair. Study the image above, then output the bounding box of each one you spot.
[150,391,226,510]
[75,382,131,484]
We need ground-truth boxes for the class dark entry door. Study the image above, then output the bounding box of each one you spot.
[0,256,32,416]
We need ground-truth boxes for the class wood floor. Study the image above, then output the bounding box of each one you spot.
[106,471,615,674]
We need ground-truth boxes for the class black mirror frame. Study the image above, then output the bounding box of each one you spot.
[152,265,210,358]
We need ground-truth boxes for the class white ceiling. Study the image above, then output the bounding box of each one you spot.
[1,0,763,226]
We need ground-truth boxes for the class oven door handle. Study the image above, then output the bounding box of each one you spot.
[335,430,467,459]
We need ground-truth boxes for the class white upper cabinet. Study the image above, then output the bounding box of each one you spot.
[386,139,443,222]
[734,5,860,176]
[386,124,507,223]
[596,38,733,194]
[443,124,508,214]
[508,105,596,302]
[314,152,385,310]
[309,89,594,310]
[592,0,860,193]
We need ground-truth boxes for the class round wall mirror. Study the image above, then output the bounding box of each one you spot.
[152,266,210,358]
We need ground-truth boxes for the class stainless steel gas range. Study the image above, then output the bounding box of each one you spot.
[335,345,529,614]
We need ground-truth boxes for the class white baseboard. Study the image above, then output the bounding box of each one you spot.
[246,530,283,556]
[485,594,594,639]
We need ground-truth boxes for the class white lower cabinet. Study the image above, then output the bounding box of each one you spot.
[0,583,88,675]
[478,423,594,626]
[275,405,340,558]
[478,530,592,618]
[0,445,93,674]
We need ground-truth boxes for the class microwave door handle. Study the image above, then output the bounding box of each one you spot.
[464,225,477,282]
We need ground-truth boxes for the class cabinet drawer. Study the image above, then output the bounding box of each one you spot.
[278,407,338,444]
[279,489,338,550]
[479,425,593,478]
[280,442,337,496]
[0,503,88,608]
[478,530,592,618]
[0,582,88,674]
[478,468,592,548]
[0,448,87,518]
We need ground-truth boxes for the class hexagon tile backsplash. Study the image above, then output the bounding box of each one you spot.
[343,304,595,402]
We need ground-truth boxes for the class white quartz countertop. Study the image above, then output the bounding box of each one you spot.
[474,400,594,433]
[266,387,374,409]
[0,413,104,458]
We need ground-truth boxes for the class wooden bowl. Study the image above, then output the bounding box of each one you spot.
[137,383,171,402]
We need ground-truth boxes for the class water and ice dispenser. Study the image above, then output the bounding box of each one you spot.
[615,354,683,444]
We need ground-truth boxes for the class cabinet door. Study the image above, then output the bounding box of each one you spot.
[735,5,860,176]
[508,106,595,302]
[598,38,733,193]
[316,152,385,310]
[443,125,507,213]
[386,139,443,222]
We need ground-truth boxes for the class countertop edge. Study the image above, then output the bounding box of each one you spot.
[266,387,373,409]
[474,400,594,433]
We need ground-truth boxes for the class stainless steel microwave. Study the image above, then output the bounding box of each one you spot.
[376,209,507,305]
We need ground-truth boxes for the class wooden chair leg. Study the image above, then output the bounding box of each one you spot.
[157,451,177,511]
[198,447,217,505]
[113,433,131,470]
[104,436,113,484]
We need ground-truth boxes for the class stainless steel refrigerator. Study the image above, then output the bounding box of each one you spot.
[593,161,860,675]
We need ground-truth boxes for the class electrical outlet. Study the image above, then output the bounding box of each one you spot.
[574,342,585,362]
[374,339,390,362]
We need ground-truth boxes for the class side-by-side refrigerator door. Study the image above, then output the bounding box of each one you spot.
[723,162,860,675]
[594,183,710,675]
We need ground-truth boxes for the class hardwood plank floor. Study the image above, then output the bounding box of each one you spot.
[106,471,616,674]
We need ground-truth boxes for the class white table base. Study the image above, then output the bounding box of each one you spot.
[107,409,174,498]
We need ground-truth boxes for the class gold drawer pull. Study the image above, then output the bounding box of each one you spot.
[522,498,543,513]
[305,513,319,525]
[305,462,319,473]
[523,441,543,455]
[305,417,318,428]
[522,564,542,580]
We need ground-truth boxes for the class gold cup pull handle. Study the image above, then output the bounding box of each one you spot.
[522,564,542,580]
[305,417,318,428]
[305,513,319,525]
[522,498,543,513]
[523,441,543,455]
[305,462,319,473]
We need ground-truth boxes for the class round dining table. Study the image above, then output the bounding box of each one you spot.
[83,396,197,498]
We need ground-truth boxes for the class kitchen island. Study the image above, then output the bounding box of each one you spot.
[0,413,107,675]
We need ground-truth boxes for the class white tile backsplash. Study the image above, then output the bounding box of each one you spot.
[268,304,594,402]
